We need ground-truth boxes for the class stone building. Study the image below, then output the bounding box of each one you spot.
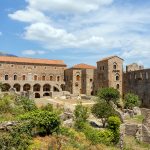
[123,63,150,108]
[64,64,96,96]
[0,56,66,98]
[94,56,124,95]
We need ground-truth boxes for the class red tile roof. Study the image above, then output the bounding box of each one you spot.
[72,63,96,69]
[0,56,66,66]
[97,55,124,62]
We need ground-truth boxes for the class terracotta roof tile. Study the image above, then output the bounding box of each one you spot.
[72,63,96,69]
[0,56,66,66]
[97,55,124,62]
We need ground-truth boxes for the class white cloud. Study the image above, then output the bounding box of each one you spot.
[22,50,46,55]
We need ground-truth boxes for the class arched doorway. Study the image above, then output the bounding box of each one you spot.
[33,84,41,91]
[43,84,51,91]
[61,84,65,91]
[43,93,50,96]
[13,84,21,92]
[23,84,31,91]
[35,93,40,98]
[2,83,11,92]
[53,86,59,92]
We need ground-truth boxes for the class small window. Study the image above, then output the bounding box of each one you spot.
[76,75,80,81]
[34,66,36,68]
[103,66,105,70]
[57,76,60,81]
[116,75,119,81]
[90,79,93,82]
[34,75,38,81]
[50,76,53,81]
[113,62,117,70]
[22,75,26,81]
[42,76,46,81]
[116,84,119,89]
[11,65,14,67]
[14,75,17,80]
[75,82,78,87]
[5,75,8,80]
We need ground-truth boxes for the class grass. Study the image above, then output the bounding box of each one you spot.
[125,115,144,124]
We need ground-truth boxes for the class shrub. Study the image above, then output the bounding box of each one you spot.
[83,124,114,145]
[107,116,121,144]
[19,110,61,136]
[41,103,53,112]
[97,87,120,103]
[124,93,140,109]
[91,101,115,127]
[74,103,89,130]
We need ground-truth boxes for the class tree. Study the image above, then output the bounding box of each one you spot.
[74,103,89,130]
[124,93,140,109]
[97,87,120,104]
[91,101,115,127]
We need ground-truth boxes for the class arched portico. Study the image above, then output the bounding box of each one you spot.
[33,84,41,92]
[43,84,51,91]
[13,84,21,92]
[2,83,11,92]
[23,84,31,91]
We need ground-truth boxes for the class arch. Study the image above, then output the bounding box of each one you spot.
[2,83,11,92]
[113,62,117,70]
[50,75,53,81]
[35,93,40,98]
[34,75,38,81]
[53,86,59,92]
[4,74,9,80]
[43,84,51,91]
[43,93,50,96]
[14,75,17,80]
[42,75,46,81]
[76,75,80,81]
[116,84,120,89]
[61,84,65,91]
[115,74,120,81]
[33,84,41,92]
[13,84,21,92]
[23,84,31,91]
[57,76,60,82]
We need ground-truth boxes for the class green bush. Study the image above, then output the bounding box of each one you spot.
[19,110,61,136]
[41,103,53,112]
[124,93,140,109]
[83,124,114,145]
[74,103,89,130]
[107,116,121,144]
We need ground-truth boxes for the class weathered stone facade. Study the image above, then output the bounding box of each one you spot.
[0,56,66,98]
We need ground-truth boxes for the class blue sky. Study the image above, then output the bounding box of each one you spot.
[0,0,150,67]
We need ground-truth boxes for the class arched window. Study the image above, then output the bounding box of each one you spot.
[57,76,60,82]
[115,74,119,81]
[4,75,8,80]
[34,75,38,81]
[113,62,117,70]
[76,75,80,81]
[50,76,53,81]
[22,75,26,81]
[13,84,21,92]
[14,75,17,80]
[116,84,119,89]
[23,84,31,91]
[42,76,46,81]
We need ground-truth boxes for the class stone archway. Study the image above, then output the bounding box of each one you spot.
[2,83,11,92]
[43,84,51,91]
[43,93,50,96]
[23,84,31,91]
[35,93,40,98]
[13,84,21,92]
[33,84,41,92]
[53,86,59,92]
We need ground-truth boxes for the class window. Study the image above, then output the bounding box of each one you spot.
[76,75,80,81]
[14,75,17,80]
[42,76,46,81]
[116,74,119,81]
[57,76,60,82]
[22,75,26,81]
[90,79,93,82]
[50,76,53,81]
[11,65,14,67]
[116,84,119,89]
[103,66,105,70]
[75,82,78,87]
[113,63,117,70]
[4,75,8,80]
[34,75,38,81]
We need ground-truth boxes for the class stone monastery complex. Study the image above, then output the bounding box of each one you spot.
[0,55,150,108]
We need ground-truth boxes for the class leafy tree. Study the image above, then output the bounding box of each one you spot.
[97,87,120,103]
[91,101,115,127]
[124,93,140,109]
[74,103,89,130]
